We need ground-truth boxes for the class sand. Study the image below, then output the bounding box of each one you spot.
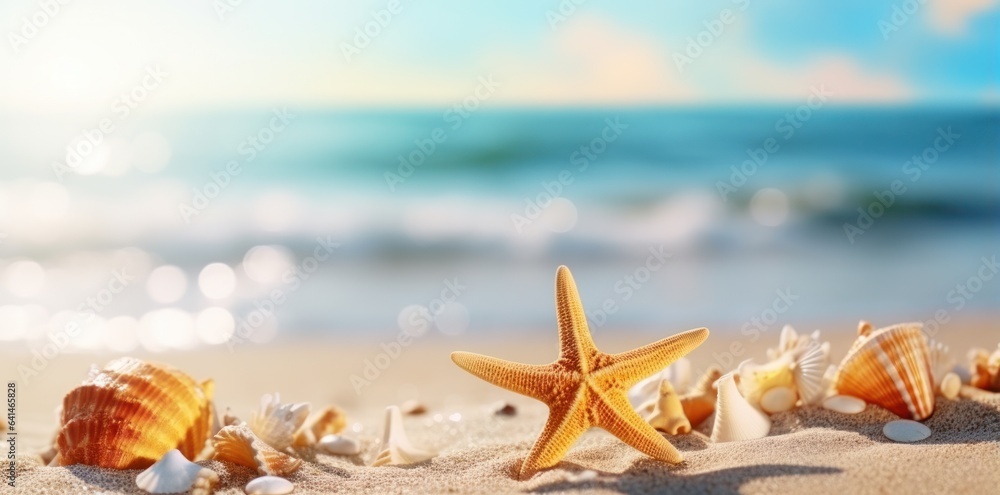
[3,318,999,494]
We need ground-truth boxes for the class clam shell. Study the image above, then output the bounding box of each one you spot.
[372,406,436,466]
[135,449,218,494]
[318,434,360,456]
[245,476,295,495]
[710,373,771,443]
[57,357,215,469]
[759,386,796,414]
[822,394,866,414]
[793,340,831,405]
[249,393,310,451]
[882,419,931,443]
[833,322,935,420]
[292,405,347,447]
[212,424,302,476]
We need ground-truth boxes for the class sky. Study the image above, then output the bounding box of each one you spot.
[0,0,997,113]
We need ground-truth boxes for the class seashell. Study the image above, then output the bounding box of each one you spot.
[710,373,771,443]
[57,357,215,469]
[493,401,517,416]
[737,355,795,407]
[292,405,347,447]
[768,325,803,360]
[401,400,427,415]
[927,339,953,387]
[245,476,295,495]
[792,340,831,405]
[959,384,995,399]
[969,344,1000,392]
[249,393,310,452]
[882,419,931,443]
[212,424,302,476]
[318,434,360,455]
[822,394,866,414]
[628,358,692,408]
[679,366,721,427]
[759,386,796,414]
[647,379,691,435]
[939,372,961,399]
[832,321,935,420]
[135,449,219,494]
[372,406,436,466]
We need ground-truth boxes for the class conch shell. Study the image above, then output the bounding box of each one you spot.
[646,379,691,435]
[249,393,310,451]
[833,321,935,420]
[372,406,436,466]
[56,357,215,469]
[710,373,771,442]
[212,424,302,476]
[970,344,1000,392]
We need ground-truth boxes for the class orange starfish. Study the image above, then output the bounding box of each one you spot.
[451,265,710,479]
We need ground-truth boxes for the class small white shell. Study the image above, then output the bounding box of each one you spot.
[939,372,961,400]
[372,406,436,466]
[245,476,295,495]
[759,386,797,414]
[249,393,310,451]
[883,419,931,443]
[136,449,219,494]
[793,340,831,405]
[710,373,771,443]
[318,434,360,455]
[822,394,866,414]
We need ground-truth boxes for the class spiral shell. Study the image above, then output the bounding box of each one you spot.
[56,357,215,469]
[833,321,935,420]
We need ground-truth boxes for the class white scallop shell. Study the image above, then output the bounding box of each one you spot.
[372,406,436,466]
[710,373,771,443]
[318,434,360,456]
[927,338,953,387]
[245,476,295,495]
[822,394,866,414]
[793,340,831,405]
[135,449,218,494]
[249,393,310,451]
[882,419,931,443]
[759,386,796,414]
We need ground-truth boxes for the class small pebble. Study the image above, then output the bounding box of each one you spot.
[494,402,517,416]
[318,434,361,455]
[822,394,866,414]
[939,372,961,399]
[401,400,427,415]
[760,386,796,414]
[882,419,931,443]
[566,470,598,482]
[245,476,294,495]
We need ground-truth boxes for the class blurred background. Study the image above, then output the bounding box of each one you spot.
[0,0,997,355]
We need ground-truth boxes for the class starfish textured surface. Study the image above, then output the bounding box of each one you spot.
[451,265,710,480]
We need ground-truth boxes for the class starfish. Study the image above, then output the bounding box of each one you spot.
[451,265,709,480]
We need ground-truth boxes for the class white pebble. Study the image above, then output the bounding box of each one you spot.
[245,476,294,495]
[822,394,866,414]
[883,419,931,443]
[760,386,797,414]
[939,372,961,400]
[318,434,361,455]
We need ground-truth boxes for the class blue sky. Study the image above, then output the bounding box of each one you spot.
[0,0,996,112]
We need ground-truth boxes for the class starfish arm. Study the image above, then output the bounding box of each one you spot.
[598,327,710,387]
[519,391,588,480]
[594,390,683,464]
[451,352,556,402]
[555,266,598,372]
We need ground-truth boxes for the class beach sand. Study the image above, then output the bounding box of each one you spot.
[3,316,999,494]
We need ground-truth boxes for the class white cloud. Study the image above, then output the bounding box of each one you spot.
[928,0,999,36]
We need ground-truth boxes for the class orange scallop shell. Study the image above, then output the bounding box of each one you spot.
[833,322,935,420]
[57,357,215,469]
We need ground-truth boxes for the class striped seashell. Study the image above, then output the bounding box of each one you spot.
[56,357,215,469]
[212,424,302,476]
[833,321,935,420]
